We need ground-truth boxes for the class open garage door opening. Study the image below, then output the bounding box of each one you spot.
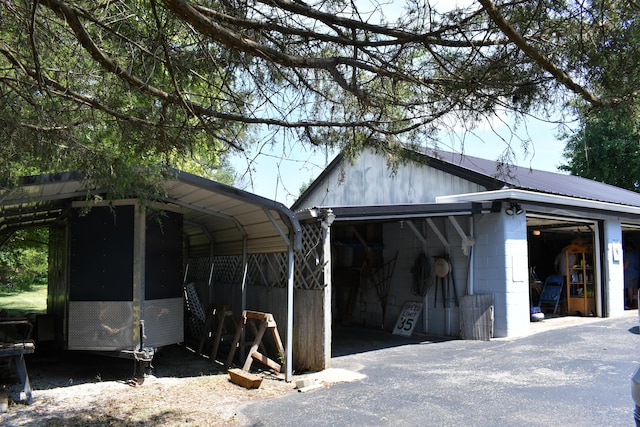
[527,216,599,318]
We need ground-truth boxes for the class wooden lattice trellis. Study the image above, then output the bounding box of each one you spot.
[186,257,211,286]
[184,257,211,340]
[247,253,288,288]
[192,222,327,291]
[294,223,326,290]
[211,256,242,289]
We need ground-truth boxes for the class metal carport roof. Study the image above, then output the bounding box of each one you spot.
[0,169,302,256]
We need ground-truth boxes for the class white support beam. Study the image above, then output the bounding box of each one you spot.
[286,241,294,382]
[426,218,450,251]
[407,220,427,246]
[448,216,475,256]
[133,201,145,350]
[321,212,334,369]
[240,236,248,363]
[263,207,291,247]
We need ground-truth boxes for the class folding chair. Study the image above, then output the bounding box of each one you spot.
[538,275,564,315]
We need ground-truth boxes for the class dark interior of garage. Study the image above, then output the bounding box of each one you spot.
[529,220,640,317]
[527,220,596,317]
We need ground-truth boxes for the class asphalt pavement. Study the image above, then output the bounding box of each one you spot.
[240,311,640,426]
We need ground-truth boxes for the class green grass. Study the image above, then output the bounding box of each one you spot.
[0,284,47,316]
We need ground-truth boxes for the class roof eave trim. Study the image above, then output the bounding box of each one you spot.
[290,153,344,211]
[306,202,492,222]
[436,189,640,216]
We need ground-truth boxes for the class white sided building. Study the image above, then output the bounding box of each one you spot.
[292,146,640,352]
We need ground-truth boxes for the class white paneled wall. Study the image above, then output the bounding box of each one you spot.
[297,148,485,208]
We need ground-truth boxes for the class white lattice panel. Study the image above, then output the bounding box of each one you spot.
[295,223,326,290]
[206,225,328,291]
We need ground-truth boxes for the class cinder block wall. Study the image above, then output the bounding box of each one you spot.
[473,209,530,338]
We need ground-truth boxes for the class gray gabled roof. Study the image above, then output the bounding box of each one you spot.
[0,170,301,256]
[293,145,640,210]
[426,148,640,208]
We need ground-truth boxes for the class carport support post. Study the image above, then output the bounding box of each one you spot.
[468,217,475,295]
[240,238,248,363]
[261,207,295,382]
[286,238,294,382]
[321,211,334,368]
[133,202,145,351]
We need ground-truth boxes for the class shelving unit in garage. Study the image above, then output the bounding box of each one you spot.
[565,243,596,316]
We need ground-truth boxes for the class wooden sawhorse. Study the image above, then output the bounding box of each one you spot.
[197,305,238,363]
[224,311,284,374]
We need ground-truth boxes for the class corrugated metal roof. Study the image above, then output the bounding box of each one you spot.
[0,170,301,256]
[162,171,301,255]
[426,148,640,208]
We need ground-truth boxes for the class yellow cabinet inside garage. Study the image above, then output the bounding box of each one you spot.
[565,243,596,316]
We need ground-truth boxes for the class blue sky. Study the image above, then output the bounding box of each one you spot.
[230,114,572,207]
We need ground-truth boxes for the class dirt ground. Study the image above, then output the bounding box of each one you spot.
[0,344,297,426]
